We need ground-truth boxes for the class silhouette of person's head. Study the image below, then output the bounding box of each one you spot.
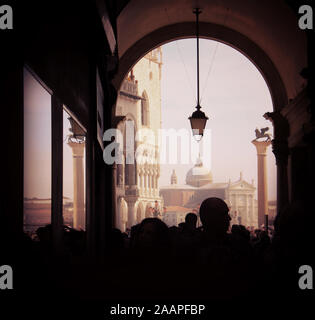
[185,213,197,230]
[134,218,169,250]
[36,224,52,243]
[199,197,231,237]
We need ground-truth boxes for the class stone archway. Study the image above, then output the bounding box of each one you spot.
[115,0,306,107]
[113,0,309,217]
[114,22,289,111]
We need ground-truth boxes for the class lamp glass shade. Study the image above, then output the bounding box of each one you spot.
[192,132,203,142]
[189,107,208,141]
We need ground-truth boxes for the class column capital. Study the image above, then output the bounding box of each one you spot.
[68,140,85,156]
[125,197,138,206]
[251,139,271,155]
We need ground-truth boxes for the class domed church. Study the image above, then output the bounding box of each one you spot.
[160,157,258,228]
[185,157,213,187]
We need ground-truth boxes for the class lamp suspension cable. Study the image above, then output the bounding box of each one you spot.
[200,8,229,102]
[194,7,201,108]
[164,8,197,103]
[200,41,219,102]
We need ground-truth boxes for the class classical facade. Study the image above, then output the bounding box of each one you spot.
[115,48,163,232]
[161,159,259,228]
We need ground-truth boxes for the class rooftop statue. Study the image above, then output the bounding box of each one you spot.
[254,127,272,141]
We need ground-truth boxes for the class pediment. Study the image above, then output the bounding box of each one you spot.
[229,180,255,190]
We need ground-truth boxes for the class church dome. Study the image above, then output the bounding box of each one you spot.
[186,158,213,187]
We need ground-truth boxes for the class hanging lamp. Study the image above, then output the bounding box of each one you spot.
[188,8,209,142]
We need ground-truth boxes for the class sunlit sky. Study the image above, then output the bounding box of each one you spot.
[159,39,276,200]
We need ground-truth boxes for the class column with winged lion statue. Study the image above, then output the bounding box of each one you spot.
[252,127,272,228]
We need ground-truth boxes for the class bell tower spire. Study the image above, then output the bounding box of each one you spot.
[171,169,177,185]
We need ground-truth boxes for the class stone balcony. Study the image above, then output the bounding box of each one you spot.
[119,78,141,100]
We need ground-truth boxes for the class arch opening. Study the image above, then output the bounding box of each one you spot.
[114,37,277,231]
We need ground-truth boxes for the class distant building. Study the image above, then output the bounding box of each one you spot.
[115,48,163,232]
[160,158,259,228]
[163,205,192,227]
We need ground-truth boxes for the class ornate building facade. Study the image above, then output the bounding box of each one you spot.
[115,48,163,232]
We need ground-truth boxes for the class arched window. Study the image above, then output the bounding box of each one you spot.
[141,91,149,126]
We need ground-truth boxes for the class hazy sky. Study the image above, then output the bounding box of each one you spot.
[24,68,52,199]
[159,39,276,200]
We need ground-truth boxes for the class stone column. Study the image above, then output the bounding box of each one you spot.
[116,197,123,231]
[252,195,255,226]
[68,141,85,230]
[140,171,144,193]
[148,171,152,196]
[155,176,158,197]
[145,170,148,195]
[156,168,160,197]
[150,171,154,196]
[245,194,249,225]
[252,140,271,228]
[126,199,137,228]
[138,171,141,189]
[250,194,255,227]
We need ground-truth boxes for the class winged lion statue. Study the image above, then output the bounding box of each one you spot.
[254,127,272,141]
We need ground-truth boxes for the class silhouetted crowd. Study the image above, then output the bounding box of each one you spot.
[104,198,276,299]
[1,197,314,302]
